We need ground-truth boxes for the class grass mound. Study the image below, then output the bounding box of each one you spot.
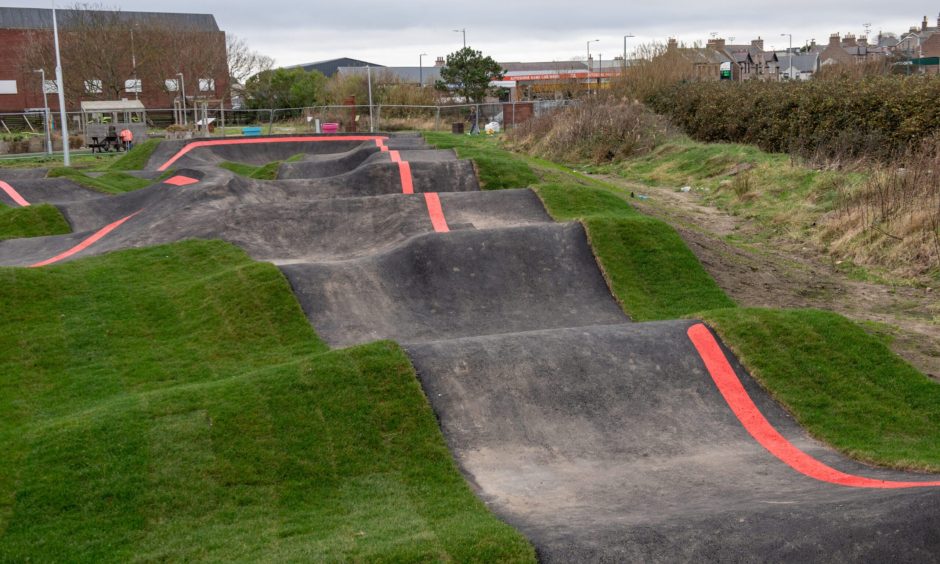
[701,308,940,472]
[109,139,161,171]
[47,167,151,194]
[0,240,533,561]
[425,133,734,319]
[0,203,70,241]
[424,132,539,189]
[220,160,282,180]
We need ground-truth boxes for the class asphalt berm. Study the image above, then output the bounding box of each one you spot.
[2,133,939,561]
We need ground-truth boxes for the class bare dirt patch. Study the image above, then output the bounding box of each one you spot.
[601,175,940,380]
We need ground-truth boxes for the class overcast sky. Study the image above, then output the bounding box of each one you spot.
[9,1,940,66]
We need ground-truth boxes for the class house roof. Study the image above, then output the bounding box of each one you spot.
[780,53,819,73]
[0,7,219,31]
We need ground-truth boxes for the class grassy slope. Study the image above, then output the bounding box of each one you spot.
[424,132,734,320]
[0,203,70,241]
[220,160,282,180]
[587,137,866,243]
[108,139,162,171]
[0,240,533,561]
[701,308,940,472]
[425,131,940,471]
[46,167,151,194]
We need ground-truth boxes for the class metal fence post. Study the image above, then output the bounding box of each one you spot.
[267,109,275,135]
[435,107,441,130]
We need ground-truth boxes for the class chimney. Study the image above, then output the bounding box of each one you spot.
[667,37,678,51]
[810,38,817,48]
[859,36,868,47]
[751,37,764,50]
[923,15,929,31]
[707,37,726,49]
[843,33,857,47]
[829,33,841,47]
[435,56,445,67]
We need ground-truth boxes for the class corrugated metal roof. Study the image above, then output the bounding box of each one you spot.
[80,100,146,111]
[0,7,219,31]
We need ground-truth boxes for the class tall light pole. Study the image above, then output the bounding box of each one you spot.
[130,24,138,100]
[51,4,70,167]
[586,39,599,68]
[781,33,792,80]
[623,34,635,66]
[453,28,466,48]
[419,52,428,86]
[177,72,187,125]
[34,69,52,156]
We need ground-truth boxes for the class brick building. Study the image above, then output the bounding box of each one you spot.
[0,7,228,112]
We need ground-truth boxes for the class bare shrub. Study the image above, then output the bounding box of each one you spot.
[822,135,940,276]
[507,98,672,163]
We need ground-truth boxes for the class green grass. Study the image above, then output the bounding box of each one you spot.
[0,240,534,561]
[700,308,940,472]
[0,203,71,241]
[424,133,734,320]
[423,132,539,189]
[588,137,867,242]
[109,139,161,171]
[46,167,152,194]
[220,160,282,180]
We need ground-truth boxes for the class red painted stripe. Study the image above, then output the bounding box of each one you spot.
[164,175,200,187]
[157,135,390,171]
[0,180,30,207]
[388,150,414,194]
[687,323,940,489]
[424,193,449,233]
[30,211,141,268]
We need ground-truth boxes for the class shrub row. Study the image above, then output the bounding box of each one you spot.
[646,76,940,161]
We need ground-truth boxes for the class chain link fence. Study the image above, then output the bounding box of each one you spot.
[0,100,578,156]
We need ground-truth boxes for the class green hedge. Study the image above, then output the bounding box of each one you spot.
[646,76,940,159]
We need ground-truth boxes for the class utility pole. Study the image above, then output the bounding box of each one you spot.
[34,69,52,156]
[781,33,792,80]
[419,52,428,86]
[177,72,187,125]
[367,65,374,132]
[623,34,635,66]
[52,4,70,166]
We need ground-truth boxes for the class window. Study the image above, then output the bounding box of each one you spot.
[43,80,58,94]
[165,79,179,92]
[198,78,215,92]
[84,79,102,94]
[0,80,17,95]
[125,79,142,93]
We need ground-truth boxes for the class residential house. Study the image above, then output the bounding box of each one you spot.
[778,53,820,80]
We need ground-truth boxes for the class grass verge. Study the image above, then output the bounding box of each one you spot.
[0,203,71,241]
[700,308,940,472]
[424,132,540,189]
[109,139,162,171]
[47,167,152,194]
[0,240,534,561]
[424,132,734,319]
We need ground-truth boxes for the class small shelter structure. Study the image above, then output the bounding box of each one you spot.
[79,100,148,144]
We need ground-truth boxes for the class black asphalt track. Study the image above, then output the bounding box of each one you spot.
[3,134,940,561]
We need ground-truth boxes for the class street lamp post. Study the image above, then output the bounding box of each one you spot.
[177,72,187,126]
[781,33,792,80]
[34,69,52,156]
[51,4,70,167]
[419,53,428,86]
[130,24,139,100]
[586,38,599,66]
[623,34,635,67]
[453,28,466,48]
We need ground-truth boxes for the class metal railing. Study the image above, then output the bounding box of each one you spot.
[0,100,578,154]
